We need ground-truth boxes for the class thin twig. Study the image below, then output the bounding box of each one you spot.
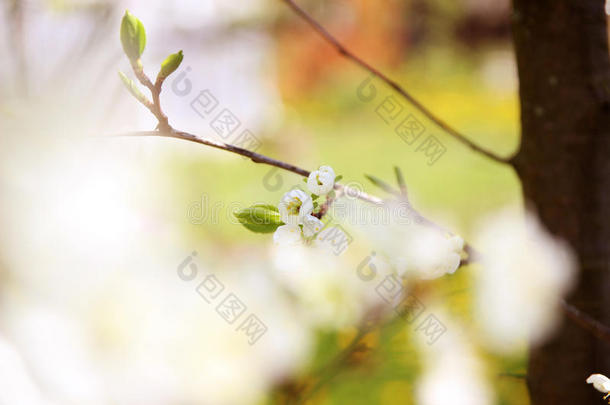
[314,187,343,219]
[279,0,514,165]
[116,129,383,205]
[561,300,610,344]
[130,61,171,130]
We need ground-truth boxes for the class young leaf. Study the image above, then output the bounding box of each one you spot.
[118,71,149,104]
[120,10,146,61]
[157,50,183,81]
[234,204,284,233]
[365,174,401,196]
[394,166,407,196]
[334,174,343,182]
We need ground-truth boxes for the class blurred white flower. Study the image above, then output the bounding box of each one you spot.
[273,224,302,245]
[271,243,368,329]
[587,374,610,394]
[4,307,105,405]
[416,317,493,405]
[395,231,464,280]
[473,208,577,353]
[302,215,324,237]
[278,189,313,226]
[356,200,464,280]
[307,165,336,195]
[0,336,54,405]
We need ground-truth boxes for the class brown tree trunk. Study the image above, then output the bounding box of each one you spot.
[511,0,610,403]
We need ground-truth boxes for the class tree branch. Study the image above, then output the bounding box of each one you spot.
[116,129,485,263]
[116,129,384,204]
[279,0,515,165]
[116,46,480,265]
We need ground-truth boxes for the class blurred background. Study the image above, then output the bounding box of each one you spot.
[0,0,533,404]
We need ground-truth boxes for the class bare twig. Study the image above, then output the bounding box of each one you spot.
[130,61,171,130]
[122,125,482,262]
[116,129,383,205]
[279,0,514,165]
[313,187,343,219]
[562,300,610,344]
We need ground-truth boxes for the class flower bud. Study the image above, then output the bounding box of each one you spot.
[158,50,184,81]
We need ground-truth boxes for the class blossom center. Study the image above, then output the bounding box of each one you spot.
[286,197,302,215]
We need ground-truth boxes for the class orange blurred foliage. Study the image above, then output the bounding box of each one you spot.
[275,0,409,100]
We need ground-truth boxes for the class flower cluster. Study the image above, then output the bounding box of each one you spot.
[274,166,337,245]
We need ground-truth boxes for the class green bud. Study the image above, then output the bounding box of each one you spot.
[234,204,284,233]
[158,50,184,81]
[120,10,146,61]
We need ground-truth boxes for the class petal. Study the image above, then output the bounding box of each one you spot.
[449,235,465,252]
[318,181,334,195]
[278,202,297,225]
[299,196,314,219]
[319,165,335,178]
[302,215,324,237]
[307,171,334,195]
[273,224,302,245]
[307,171,322,195]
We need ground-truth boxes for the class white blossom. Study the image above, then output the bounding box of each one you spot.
[307,166,335,195]
[587,374,610,394]
[273,224,302,245]
[302,215,324,237]
[278,189,313,226]
[473,208,576,353]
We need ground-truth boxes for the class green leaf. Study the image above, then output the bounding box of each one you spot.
[233,204,284,233]
[120,10,146,61]
[118,71,149,104]
[334,174,343,182]
[158,50,183,80]
[394,166,407,195]
[311,194,319,201]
